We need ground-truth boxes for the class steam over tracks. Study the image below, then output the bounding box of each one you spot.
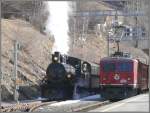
[31,95,110,112]
[32,100,109,112]
[1,99,110,112]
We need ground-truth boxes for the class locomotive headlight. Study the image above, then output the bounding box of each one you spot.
[82,63,87,72]
[54,57,58,61]
[127,77,131,80]
[67,74,71,78]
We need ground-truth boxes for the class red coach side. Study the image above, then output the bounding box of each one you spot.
[137,61,149,92]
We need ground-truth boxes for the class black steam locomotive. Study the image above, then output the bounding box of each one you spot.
[41,52,99,100]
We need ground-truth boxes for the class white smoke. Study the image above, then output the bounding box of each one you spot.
[46,1,71,54]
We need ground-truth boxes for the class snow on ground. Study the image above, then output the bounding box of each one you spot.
[80,94,101,100]
[50,94,101,106]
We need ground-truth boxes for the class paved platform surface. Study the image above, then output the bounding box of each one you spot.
[89,93,149,112]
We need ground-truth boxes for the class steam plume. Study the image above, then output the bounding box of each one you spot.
[46,1,70,54]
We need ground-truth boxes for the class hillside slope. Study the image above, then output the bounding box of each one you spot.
[1,19,53,100]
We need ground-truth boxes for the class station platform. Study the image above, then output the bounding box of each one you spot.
[89,93,149,112]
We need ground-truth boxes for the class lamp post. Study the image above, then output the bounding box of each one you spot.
[13,40,20,104]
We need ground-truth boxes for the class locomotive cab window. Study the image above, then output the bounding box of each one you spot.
[116,62,133,72]
[103,63,115,72]
[102,62,132,72]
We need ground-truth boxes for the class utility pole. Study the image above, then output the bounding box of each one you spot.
[0,0,2,111]
[13,40,19,103]
[134,0,138,48]
[107,34,110,56]
[73,5,76,56]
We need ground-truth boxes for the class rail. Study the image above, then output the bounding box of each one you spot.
[1,101,57,112]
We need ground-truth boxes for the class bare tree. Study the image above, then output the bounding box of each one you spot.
[2,1,49,32]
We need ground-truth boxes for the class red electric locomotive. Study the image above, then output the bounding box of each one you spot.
[100,52,149,100]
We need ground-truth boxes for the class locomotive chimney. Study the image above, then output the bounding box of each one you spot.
[54,51,60,57]
[52,51,61,63]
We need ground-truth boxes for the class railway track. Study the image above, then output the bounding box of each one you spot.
[29,101,57,112]
[1,94,112,112]
[1,100,110,112]
[31,100,110,112]
[1,101,57,112]
[69,100,110,112]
